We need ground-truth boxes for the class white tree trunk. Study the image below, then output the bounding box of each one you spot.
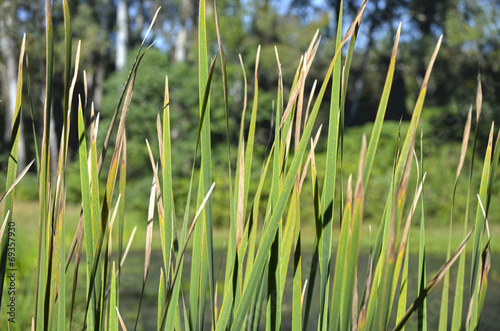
[116,0,128,70]
[174,0,193,63]
[174,27,187,62]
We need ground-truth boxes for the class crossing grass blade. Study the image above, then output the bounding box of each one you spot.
[394,230,473,331]
[0,160,34,206]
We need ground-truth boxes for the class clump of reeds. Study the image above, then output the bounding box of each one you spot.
[0,0,496,330]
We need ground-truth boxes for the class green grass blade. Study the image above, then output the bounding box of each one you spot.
[189,0,215,326]
[117,134,127,310]
[466,125,493,330]
[110,262,118,331]
[469,124,492,303]
[162,76,174,281]
[417,134,427,331]
[331,175,352,331]
[77,97,96,329]
[363,24,401,189]
[396,234,410,330]
[0,32,25,312]
[319,2,343,329]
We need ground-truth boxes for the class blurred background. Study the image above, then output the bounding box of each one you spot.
[0,0,499,223]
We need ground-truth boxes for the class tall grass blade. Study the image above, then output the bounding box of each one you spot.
[158,268,166,331]
[440,106,472,331]
[189,0,216,327]
[363,23,401,188]
[34,3,53,325]
[109,262,118,331]
[161,75,174,283]
[466,124,493,330]
[319,2,343,329]
[417,133,427,331]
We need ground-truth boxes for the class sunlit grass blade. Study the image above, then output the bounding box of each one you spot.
[117,133,127,309]
[0,160,34,206]
[319,3,343,328]
[116,307,127,331]
[109,262,118,331]
[473,198,491,324]
[486,128,500,214]
[363,23,401,188]
[417,133,427,331]
[214,0,234,236]
[160,75,174,287]
[469,124,492,299]
[266,45,284,331]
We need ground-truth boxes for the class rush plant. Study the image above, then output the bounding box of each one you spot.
[0,0,496,330]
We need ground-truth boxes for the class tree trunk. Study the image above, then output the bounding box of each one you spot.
[116,0,128,70]
[174,0,194,63]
